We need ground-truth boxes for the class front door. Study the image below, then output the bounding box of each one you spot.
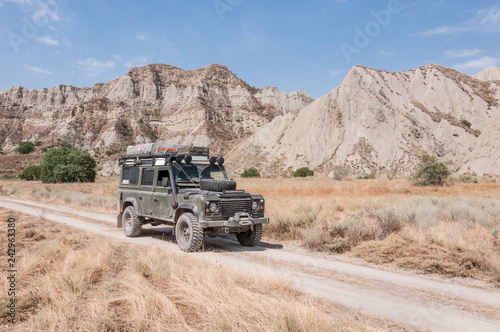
[153,168,172,219]
[138,168,154,215]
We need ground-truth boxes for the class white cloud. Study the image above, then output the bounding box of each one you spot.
[76,58,115,77]
[420,6,500,36]
[328,70,344,77]
[0,2,3,7]
[37,35,59,46]
[25,65,53,75]
[444,49,482,58]
[112,55,122,61]
[4,0,33,5]
[135,33,148,40]
[453,56,500,71]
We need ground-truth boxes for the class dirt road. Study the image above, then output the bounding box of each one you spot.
[1,196,500,332]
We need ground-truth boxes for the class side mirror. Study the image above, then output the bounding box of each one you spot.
[162,177,170,187]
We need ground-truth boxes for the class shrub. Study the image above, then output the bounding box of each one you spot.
[292,167,314,177]
[105,150,113,157]
[457,175,478,183]
[34,140,42,146]
[461,119,472,128]
[19,165,42,181]
[357,171,376,180]
[40,147,96,183]
[59,141,72,149]
[414,154,450,186]
[332,166,349,180]
[241,168,260,178]
[15,141,35,154]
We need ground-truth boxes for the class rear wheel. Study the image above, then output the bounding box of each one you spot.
[175,213,203,252]
[236,224,262,247]
[122,206,142,237]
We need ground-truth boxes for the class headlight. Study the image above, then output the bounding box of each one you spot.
[252,201,259,210]
[209,202,218,213]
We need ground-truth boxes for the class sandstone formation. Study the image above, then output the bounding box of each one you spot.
[228,65,500,176]
[0,64,313,175]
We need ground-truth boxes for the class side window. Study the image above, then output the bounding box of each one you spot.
[157,169,170,187]
[122,168,139,185]
[142,168,154,186]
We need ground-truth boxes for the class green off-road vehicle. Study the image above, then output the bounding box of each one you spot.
[117,143,269,252]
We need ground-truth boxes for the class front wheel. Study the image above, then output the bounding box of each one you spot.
[236,224,263,247]
[175,213,203,252]
[122,206,142,237]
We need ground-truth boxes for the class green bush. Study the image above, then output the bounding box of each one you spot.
[19,165,42,181]
[105,150,113,157]
[40,147,96,183]
[461,119,472,128]
[332,166,349,180]
[15,141,35,154]
[292,167,314,177]
[414,154,450,186]
[241,168,260,178]
[34,140,42,146]
[357,171,376,180]
[457,175,478,183]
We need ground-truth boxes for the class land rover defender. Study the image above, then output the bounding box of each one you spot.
[116,143,269,252]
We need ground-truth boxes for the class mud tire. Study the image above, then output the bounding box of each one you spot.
[175,213,203,252]
[122,206,142,237]
[200,179,237,192]
[236,224,263,247]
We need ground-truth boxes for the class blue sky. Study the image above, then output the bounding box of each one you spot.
[0,0,499,99]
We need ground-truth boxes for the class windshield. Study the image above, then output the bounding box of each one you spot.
[174,164,228,183]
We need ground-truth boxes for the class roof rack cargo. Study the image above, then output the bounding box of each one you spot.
[126,143,209,157]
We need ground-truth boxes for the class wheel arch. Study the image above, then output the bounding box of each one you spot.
[174,203,200,222]
[117,198,139,228]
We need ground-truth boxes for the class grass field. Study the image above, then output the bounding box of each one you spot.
[0,209,379,331]
[1,176,499,284]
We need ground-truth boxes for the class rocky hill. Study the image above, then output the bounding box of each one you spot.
[473,66,500,82]
[0,64,313,175]
[228,64,500,177]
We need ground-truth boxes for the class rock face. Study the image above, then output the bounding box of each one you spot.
[2,63,499,177]
[473,66,500,81]
[228,65,500,176]
[0,64,313,172]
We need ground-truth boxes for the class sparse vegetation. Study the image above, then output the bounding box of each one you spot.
[456,174,478,183]
[293,167,314,177]
[19,165,42,181]
[357,171,376,180]
[414,154,450,186]
[461,119,472,128]
[332,166,349,180]
[241,167,261,178]
[0,209,370,331]
[34,140,42,146]
[40,147,96,183]
[15,141,35,154]
[105,150,113,157]
[2,177,500,284]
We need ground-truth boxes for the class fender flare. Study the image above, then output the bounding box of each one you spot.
[117,198,139,228]
[174,202,200,222]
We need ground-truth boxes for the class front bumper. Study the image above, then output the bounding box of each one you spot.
[199,212,269,228]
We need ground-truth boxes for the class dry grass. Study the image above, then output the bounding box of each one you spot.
[0,209,380,332]
[2,176,500,283]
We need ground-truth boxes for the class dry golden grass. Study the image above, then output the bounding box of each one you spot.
[2,176,500,283]
[0,209,381,332]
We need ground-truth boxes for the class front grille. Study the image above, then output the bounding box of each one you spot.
[221,198,252,218]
